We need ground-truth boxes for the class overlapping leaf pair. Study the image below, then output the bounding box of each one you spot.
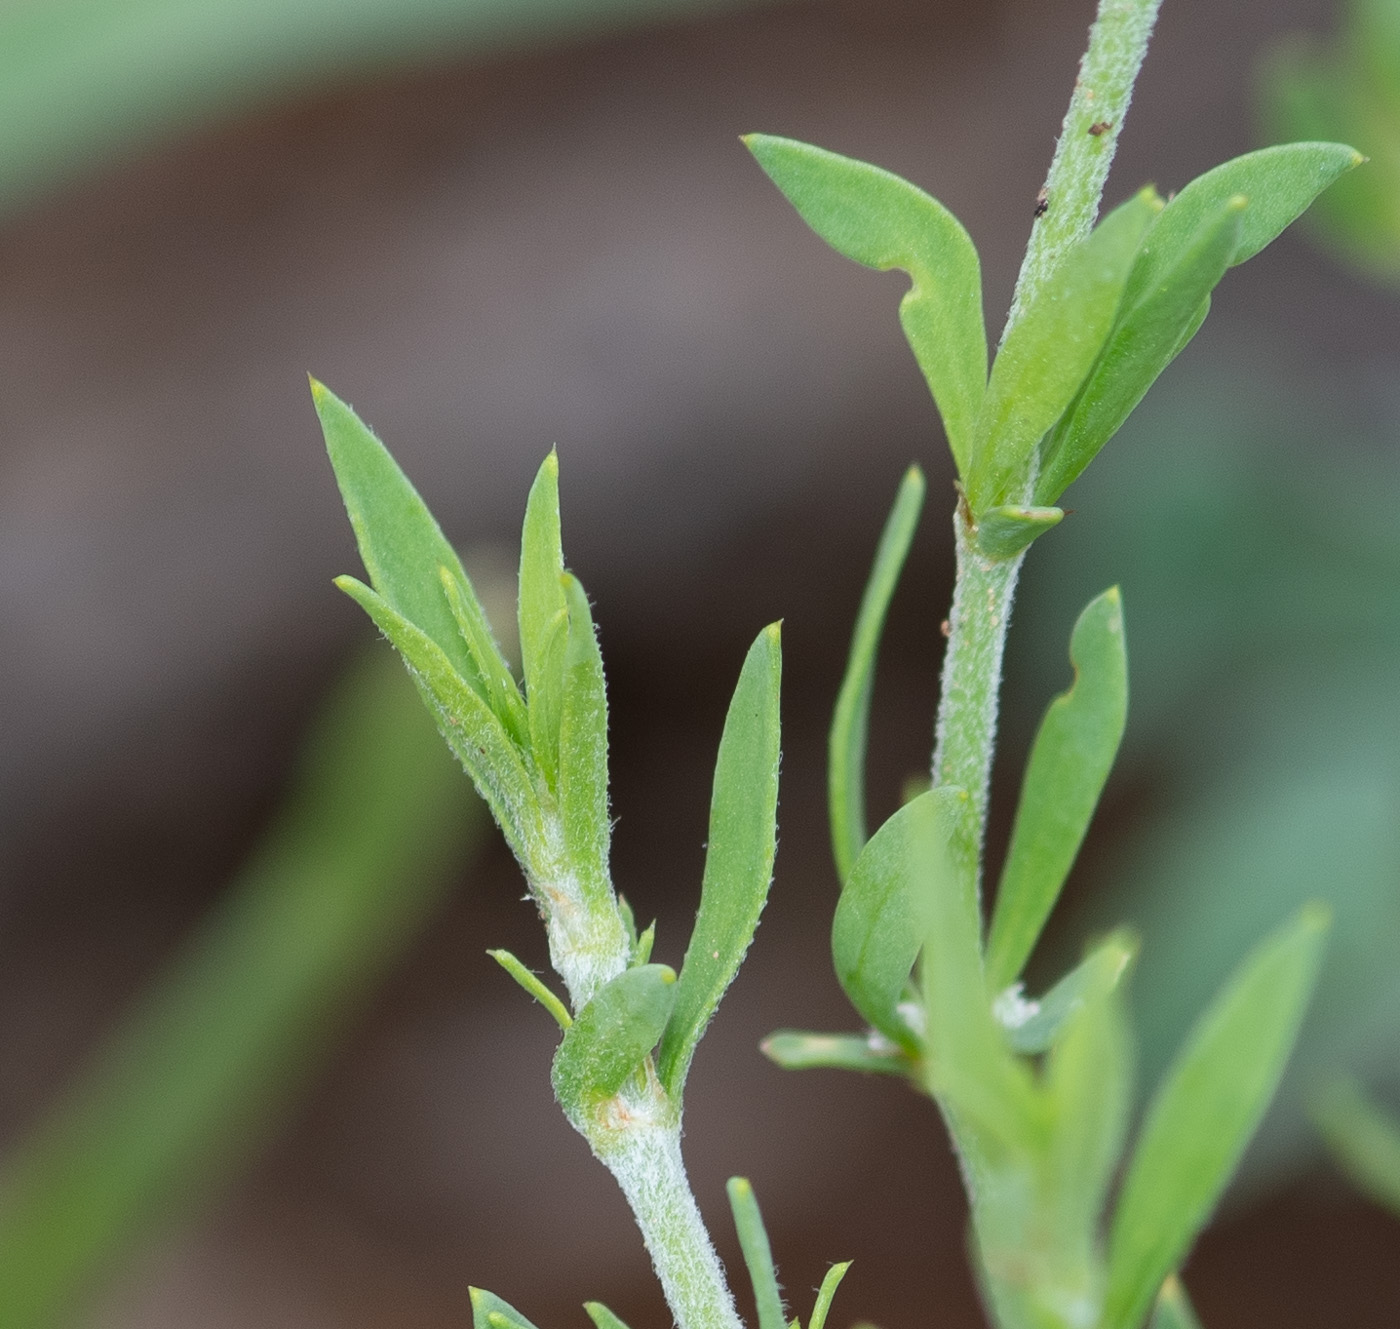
[745,134,1362,557]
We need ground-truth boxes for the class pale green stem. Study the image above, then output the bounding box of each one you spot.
[1002,0,1164,344]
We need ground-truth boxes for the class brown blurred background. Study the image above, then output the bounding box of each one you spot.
[2,0,1400,1324]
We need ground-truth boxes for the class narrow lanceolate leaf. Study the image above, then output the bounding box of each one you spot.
[657,625,782,1100]
[519,452,569,775]
[1104,904,1330,1329]
[829,465,925,884]
[440,565,528,746]
[743,135,986,470]
[314,379,494,699]
[557,573,612,905]
[987,587,1128,991]
[470,1288,544,1329]
[808,1262,853,1329]
[1149,1276,1204,1329]
[727,1178,786,1329]
[336,577,543,862]
[968,189,1160,513]
[551,965,677,1117]
[487,949,573,1030]
[583,1303,634,1329]
[1123,142,1363,306]
[760,1030,908,1077]
[1313,1078,1400,1217]
[1035,202,1242,506]
[831,788,970,1049]
[999,929,1137,1055]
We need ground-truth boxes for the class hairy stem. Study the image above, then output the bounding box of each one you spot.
[1002,0,1164,343]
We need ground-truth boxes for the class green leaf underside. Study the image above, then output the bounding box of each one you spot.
[808,1262,853,1329]
[832,787,970,1048]
[1001,930,1136,1055]
[335,577,543,863]
[1103,904,1330,1329]
[727,1178,786,1329]
[656,624,783,1100]
[520,453,569,784]
[760,1030,908,1076]
[471,1288,543,1329]
[744,134,986,471]
[584,1303,634,1329]
[829,465,926,884]
[313,380,496,699]
[487,949,572,1029]
[551,965,677,1112]
[1036,202,1241,506]
[1313,1078,1400,1217]
[1149,1276,1204,1329]
[557,573,612,904]
[987,587,1128,990]
[969,188,1160,513]
[913,789,1037,1152]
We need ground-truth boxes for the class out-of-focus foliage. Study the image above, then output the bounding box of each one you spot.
[0,648,483,1329]
[0,0,765,217]
[1263,0,1400,279]
[1022,356,1400,1188]
[1313,1079,1400,1216]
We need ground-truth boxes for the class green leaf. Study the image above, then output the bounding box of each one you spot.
[1035,202,1242,506]
[583,1303,634,1329]
[999,929,1137,1055]
[1313,1078,1400,1217]
[760,1030,909,1077]
[968,189,1160,513]
[314,379,499,702]
[551,964,677,1116]
[1103,903,1330,1329]
[727,1177,786,1329]
[974,504,1064,558]
[656,624,782,1100]
[335,576,544,863]
[1123,142,1364,306]
[743,134,986,471]
[487,948,573,1030]
[831,787,971,1049]
[440,563,528,747]
[808,1262,853,1329]
[829,465,926,884]
[1149,1276,1204,1329]
[519,452,569,779]
[986,587,1128,991]
[471,1288,543,1329]
[557,573,612,905]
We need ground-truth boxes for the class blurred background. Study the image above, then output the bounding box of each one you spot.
[1,0,1399,1325]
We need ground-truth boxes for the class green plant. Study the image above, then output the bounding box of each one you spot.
[307,1,1360,1327]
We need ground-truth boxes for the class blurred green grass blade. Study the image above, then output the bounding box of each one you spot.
[726,1178,786,1329]
[336,574,544,862]
[1123,142,1363,305]
[0,0,769,218]
[1149,1276,1203,1329]
[969,189,1158,513]
[0,650,481,1329]
[1001,929,1136,1055]
[1104,904,1330,1329]
[315,379,494,700]
[1313,1078,1400,1216]
[743,135,986,470]
[1035,202,1241,506]
[808,1261,852,1329]
[557,573,612,907]
[829,465,925,884]
[551,965,677,1113]
[987,587,1128,991]
[519,453,570,783]
[472,1286,544,1329]
[656,624,781,1100]
[583,1301,634,1329]
[759,1030,908,1077]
